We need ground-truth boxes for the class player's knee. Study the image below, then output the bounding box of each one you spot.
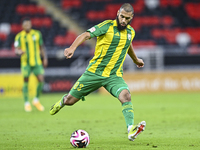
[118,90,131,103]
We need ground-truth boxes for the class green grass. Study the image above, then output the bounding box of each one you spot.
[0,92,200,150]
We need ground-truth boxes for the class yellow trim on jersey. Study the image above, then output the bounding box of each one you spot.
[16,30,42,66]
[97,20,112,28]
[102,28,127,77]
[88,25,115,73]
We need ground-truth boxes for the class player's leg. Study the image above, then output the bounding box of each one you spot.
[50,93,80,115]
[50,71,102,115]
[21,65,31,112]
[104,76,146,141]
[118,89,134,128]
[32,65,45,111]
[118,89,146,141]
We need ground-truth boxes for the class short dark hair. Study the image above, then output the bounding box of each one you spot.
[120,3,134,14]
[22,17,31,23]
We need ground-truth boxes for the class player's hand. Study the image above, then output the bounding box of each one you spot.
[134,58,144,68]
[16,49,25,56]
[64,47,75,59]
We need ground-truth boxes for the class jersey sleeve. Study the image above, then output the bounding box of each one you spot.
[128,25,135,42]
[14,33,21,48]
[87,20,112,38]
[38,31,44,45]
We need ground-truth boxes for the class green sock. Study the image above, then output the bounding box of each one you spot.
[23,82,28,102]
[122,101,134,128]
[60,94,68,106]
[36,82,44,98]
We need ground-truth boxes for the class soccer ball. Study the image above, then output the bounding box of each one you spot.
[70,129,90,148]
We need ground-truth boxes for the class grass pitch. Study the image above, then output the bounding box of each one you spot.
[0,92,200,149]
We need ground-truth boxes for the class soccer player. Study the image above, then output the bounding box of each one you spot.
[14,17,48,112]
[50,3,146,141]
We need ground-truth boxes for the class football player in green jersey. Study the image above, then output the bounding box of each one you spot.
[50,3,146,141]
[14,17,48,112]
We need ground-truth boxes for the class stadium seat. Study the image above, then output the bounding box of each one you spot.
[132,40,156,47]
[42,17,52,28]
[162,16,174,26]
[16,4,27,15]
[10,24,22,34]
[27,5,37,14]
[61,0,82,9]
[54,35,66,46]
[185,3,200,20]
[0,33,7,41]
[160,0,182,7]
[185,28,200,44]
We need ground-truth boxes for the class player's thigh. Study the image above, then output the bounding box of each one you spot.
[21,65,31,78]
[32,65,44,76]
[104,76,130,99]
[70,72,103,99]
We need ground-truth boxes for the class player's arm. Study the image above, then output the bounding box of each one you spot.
[15,47,25,56]
[128,43,144,68]
[14,36,25,56]
[64,32,91,59]
[40,45,48,68]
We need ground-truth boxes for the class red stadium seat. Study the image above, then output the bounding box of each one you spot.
[171,0,182,7]
[42,17,52,28]
[105,4,121,14]
[62,0,82,9]
[185,3,200,19]
[132,40,156,46]
[31,18,42,28]
[65,31,77,45]
[0,33,7,41]
[162,16,174,26]
[37,6,45,15]
[131,0,144,14]
[27,5,37,14]
[16,4,27,15]
[11,24,22,33]
[151,29,163,38]
[16,4,46,15]
[54,35,66,46]
[86,11,98,21]
[163,28,181,44]
[160,0,182,7]
[185,28,200,44]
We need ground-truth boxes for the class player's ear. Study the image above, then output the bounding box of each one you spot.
[117,10,119,16]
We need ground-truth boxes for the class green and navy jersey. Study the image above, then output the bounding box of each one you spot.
[14,29,43,67]
[86,19,135,77]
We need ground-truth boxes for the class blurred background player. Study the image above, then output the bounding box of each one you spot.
[50,3,146,141]
[14,17,48,112]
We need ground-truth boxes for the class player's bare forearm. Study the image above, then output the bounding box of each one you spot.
[40,45,47,59]
[128,44,144,68]
[128,44,138,62]
[64,32,91,59]
[40,45,48,67]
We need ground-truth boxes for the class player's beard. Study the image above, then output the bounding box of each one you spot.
[116,15,132,31]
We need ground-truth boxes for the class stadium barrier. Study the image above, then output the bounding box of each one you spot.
[99,71,200,94]
[0,73,37,97]
[1,71,200,98]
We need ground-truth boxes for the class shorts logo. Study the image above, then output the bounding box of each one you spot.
[128,34,131,40]
[89,27,96,33]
